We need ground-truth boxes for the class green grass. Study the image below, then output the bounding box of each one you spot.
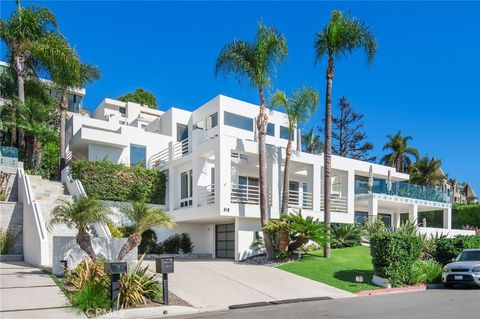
[278,246,379,293]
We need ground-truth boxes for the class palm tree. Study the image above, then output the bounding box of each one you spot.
[315,10,376,258]
[16,96,56,170]
[302,127,324,154]
[117,202,175,261]
[49,197,112,260]
[215,22,288,260]
[381,131,419,173]
[409,156,443,187]
[49,61,100,173]
[271,87,318,218]
[0,0,79,150]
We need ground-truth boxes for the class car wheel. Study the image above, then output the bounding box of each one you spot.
[444,283,454,289]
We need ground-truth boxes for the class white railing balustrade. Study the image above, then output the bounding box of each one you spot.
[147,148,169,169]
[287,189,313,210]
[197,184,215,206]
[172,138,191,160]
[147,138,191,169]
[320,195,348,213]
[231,184,271,205]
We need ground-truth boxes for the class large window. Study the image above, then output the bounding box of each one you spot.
[180,169,193,207]
[224,111,253,131]
[177,123,188,142]
[280,126,290,140]
[266,123,275,136]
[130,145,146,167]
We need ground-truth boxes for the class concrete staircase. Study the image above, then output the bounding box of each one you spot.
[28,175,77,265]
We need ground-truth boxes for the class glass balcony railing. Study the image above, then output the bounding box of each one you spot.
[355,179,451,203]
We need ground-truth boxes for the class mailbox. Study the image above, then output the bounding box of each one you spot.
[156,257,174,274]
[104,261,127,274]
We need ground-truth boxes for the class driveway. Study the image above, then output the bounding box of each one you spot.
[146,260,354,311]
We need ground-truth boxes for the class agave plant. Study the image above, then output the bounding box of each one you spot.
[331,223,362,248]
[285,213,327,252]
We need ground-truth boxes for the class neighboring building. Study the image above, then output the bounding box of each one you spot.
[67,94,461,261]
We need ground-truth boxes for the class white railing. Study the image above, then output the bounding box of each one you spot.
[418,227,476,238]
[197,184,215,206]
[172,137,191,160]
[147,138,191,169]
[320,195,348,213]
[18,168,49,267]
[147,148,169,169]
[231,184,271,205]
[288,189,313,210]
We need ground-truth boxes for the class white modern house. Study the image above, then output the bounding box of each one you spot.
[65,94,470,261]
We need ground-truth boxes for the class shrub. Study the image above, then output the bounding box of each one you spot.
[138,229,159,254]
[163,234,181,254]
[179,233,194,254]
[410,260,442,285]
[331,223,362,248]
[70,160,166,204]
[362,219,388,240]
[107,222,124,238]
[40,141,59,180]
[432,235,480,265]
[370,233,423,287]
[72,282,110,312]
[452,204,480,229]
[65,258,108,291]
[0,227,13,254]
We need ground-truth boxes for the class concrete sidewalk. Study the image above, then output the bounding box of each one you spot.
[145,260,354,311]
[0,261,85,319]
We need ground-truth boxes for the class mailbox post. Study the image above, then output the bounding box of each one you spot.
[155,257,174,305]
[104,261,127,310]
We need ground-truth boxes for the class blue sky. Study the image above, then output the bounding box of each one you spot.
[1,1,479,192]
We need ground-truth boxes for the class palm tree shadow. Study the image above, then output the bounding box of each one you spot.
[333,269,374,287]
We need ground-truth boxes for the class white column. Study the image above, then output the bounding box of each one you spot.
[168,167,175,212]
[347,168,355,215]
[409,203,418,224]
[192,155,200,207]
[443,207,452,229]
[368,196,378,221]
[393,211,401,229]
[215,136,231,211]
[313,162,321,212]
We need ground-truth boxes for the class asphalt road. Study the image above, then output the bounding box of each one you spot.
[172,289,480,319]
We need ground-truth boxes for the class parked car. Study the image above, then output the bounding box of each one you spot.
[442,249,480,288]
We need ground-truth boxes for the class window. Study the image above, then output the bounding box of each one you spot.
[208,112,218,129]
[224,111,253,131]
[119,107,126,115]
[180,169,193,207]
[130,145,146,167]
[176,123,188,142]
[141,124,147,129]
[280,126,290,140]
[289,181,299,205]
[266,123,275,136]
[239,176,259,202]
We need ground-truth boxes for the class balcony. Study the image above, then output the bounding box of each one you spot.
[287,189,313,210]
[355,180,451,203]
[320,195,347,213]
[147,137,191,169]
[197,184,215,206]
[231,184,272,205]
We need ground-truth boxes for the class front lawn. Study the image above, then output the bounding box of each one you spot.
[278,246,378,293]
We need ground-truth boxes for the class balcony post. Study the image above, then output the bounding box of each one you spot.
[168,167,175,211]
[347,168,355,215]
[215,135,230,211]
[408,203,418,225]
[168,141,173,162]
[443,207,452,229]
[313,162,321,212]
[368,195,378,221]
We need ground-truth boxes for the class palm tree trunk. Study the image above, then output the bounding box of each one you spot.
[59,88,68,175]
[323,56,334,259]
[257,88,275,260]
[76,228,96,260]
[278,136,293,252]
[11,54,26,148]
[34,138,42,171]
[117,232,142,261]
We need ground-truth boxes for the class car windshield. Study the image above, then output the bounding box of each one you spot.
[457,251,480,261]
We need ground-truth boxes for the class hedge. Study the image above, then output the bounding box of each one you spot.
[70,160,166,204]
[452,204,480,229]
[370,233,423,287]
[432,235,480,265]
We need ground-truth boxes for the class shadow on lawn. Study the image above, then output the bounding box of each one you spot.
[333,269,375,287]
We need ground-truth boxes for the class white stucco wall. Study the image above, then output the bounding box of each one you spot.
[152,223,215,256]
[235,217,262,261]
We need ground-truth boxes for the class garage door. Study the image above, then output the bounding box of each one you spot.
[216,224,235,258]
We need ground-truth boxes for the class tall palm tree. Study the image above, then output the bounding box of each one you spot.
[409,156,444,187]
[271,87,319,217]
[381,131,419,173]
[302,127,324,154]
[49,197,112,260]
[16,96,56,170]
[215,22,288,260]
[49,61,100,173]
[117,202,175,261]
[0,0,79,150]
[314,10,376,258]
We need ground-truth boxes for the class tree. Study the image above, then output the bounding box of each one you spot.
[49,59,100,173]
[409,156,444,187]
[215,22,288,260]
[16,96,56,170]
[271,87,318,227]
[118,88,157,109]
[117,202,175,260]
[49,197,112,260]
[302,128,324,154]
[381,131,419,173]
[0,1,80,150]
[314,10,377,258]
[331,97,375,161]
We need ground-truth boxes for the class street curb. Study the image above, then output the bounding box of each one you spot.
[357,285,427,296]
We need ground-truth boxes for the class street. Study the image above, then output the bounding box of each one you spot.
[172,289,480,319]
